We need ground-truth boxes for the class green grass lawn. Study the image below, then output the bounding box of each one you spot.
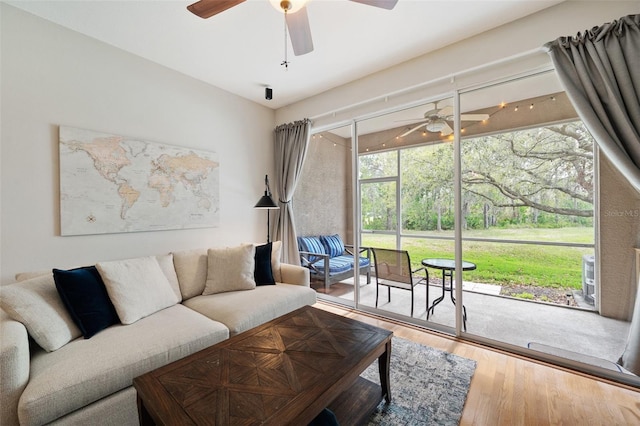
[361,227,593,290]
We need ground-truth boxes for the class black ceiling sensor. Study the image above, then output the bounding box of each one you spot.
[265,88,273,100]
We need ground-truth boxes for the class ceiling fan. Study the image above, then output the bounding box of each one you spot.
[399,102,490,137]
[187,0,399,57]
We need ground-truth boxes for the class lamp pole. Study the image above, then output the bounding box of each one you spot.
[254,175,280,243]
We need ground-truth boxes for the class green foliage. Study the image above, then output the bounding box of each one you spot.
[357,121,595,293]
[361,227,592,290]
[513,292,535,300]
[360,121,594,233]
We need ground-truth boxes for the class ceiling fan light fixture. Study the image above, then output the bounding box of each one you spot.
[425,121,447,133]
[269,0,309,13]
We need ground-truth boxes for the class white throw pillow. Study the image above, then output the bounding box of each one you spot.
[155,253,182,302]
[0,274,81,351]
[203,244,256,295]
[96,256,179,324]
[172,248,208,299]
[271,241,282,282]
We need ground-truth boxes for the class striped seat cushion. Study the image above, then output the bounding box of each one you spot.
[310,255,370,275]
[312,255,353,275]
[356,256,371,268]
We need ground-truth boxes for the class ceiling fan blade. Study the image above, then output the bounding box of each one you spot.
[349,0,399,10]
[438,105,454,117]
[441,122,454,136]
[460,113,490,121]
[187,0,245,19]
[286,6,314,56]
[395,118,427,123]
[400,122,426,138]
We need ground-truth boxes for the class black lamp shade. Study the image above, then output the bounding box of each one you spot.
[254,194,279,209]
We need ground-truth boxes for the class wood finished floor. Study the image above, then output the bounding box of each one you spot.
[314,302,640,426]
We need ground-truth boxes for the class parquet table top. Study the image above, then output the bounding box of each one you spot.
[133,305,393,425]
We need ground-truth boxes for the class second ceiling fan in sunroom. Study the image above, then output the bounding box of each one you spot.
[399,102,490,137]
[187,0,399,59]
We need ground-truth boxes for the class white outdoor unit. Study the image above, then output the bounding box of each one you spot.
[582,254,595,305]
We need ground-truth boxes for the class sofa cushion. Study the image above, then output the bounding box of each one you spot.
[172,248,208,299]
[183,283,317,336]
[13,254,181,300]
[271,241,283,282]
[320,234,345,258]
[52,266,119,338]
[174,244,285,299]
[156,253,182,302]
[18,304,228,426]
[254,243,275,286]
[0,274,81,352]
[313,255,354,275]
[96,256,180,324]
[297,236,325,263]
[15,270,50,282]
[203,244,256,295]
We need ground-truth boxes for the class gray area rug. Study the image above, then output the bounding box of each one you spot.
[360,337,476,426]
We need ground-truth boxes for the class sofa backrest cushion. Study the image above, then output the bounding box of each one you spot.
[173,242,284,299]
[203,244,256,295]
[14,254,181,299]
[271,241,283,283]
[96,256,180,324]
[320,234,346,258]
[52,266,119,339]
[156,254,182,302]
[0,274,81,352]
[172,248,208,299]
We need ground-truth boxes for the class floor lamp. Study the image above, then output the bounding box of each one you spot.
[254,175,280,243]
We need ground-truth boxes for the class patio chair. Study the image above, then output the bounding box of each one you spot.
[297,234,371,291]
[371,247,428,317]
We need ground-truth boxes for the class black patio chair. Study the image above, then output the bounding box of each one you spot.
[371,247,428,317]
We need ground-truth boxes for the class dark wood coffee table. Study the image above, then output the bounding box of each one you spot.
[133,305,393,425]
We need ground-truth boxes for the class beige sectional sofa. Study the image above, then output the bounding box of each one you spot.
[0,242,316,426]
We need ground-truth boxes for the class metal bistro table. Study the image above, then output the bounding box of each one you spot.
[421,258,476,331]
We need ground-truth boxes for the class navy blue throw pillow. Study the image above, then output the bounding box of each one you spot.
[254,243,275,286]
[53,266,119,338]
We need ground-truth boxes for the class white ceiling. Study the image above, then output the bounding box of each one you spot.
[8,0,564,109]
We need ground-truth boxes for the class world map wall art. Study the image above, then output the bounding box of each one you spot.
[59,126,219,236]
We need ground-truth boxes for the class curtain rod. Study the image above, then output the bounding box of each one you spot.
[309,47,545,122]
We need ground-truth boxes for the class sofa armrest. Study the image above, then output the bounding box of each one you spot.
[1,309,30,426]
[344,244,370,259]
[279,263,310,287]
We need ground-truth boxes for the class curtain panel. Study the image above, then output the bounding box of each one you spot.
[544,14,640,192]
[545,14,640,376]
[273,119,311,265]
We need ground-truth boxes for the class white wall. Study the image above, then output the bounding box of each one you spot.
[0,4,275,283]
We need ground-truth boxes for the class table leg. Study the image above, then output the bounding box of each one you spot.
[378,339,392,403]
[448,269,468,331]
[427,270,446,318]
[137,396,155,426]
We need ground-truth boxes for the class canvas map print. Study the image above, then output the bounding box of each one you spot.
[59,126,219,235]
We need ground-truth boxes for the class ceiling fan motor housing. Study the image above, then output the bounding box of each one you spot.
[280,0,293,11]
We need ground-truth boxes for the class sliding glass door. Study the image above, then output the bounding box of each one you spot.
[294,67,634,384]
[355,96,464,331]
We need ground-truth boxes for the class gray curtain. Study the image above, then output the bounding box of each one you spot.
[273,119,310,265]
[545,14,640,192]
[545,14,640,375]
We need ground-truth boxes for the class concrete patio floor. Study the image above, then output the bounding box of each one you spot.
[313,278,631,367]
